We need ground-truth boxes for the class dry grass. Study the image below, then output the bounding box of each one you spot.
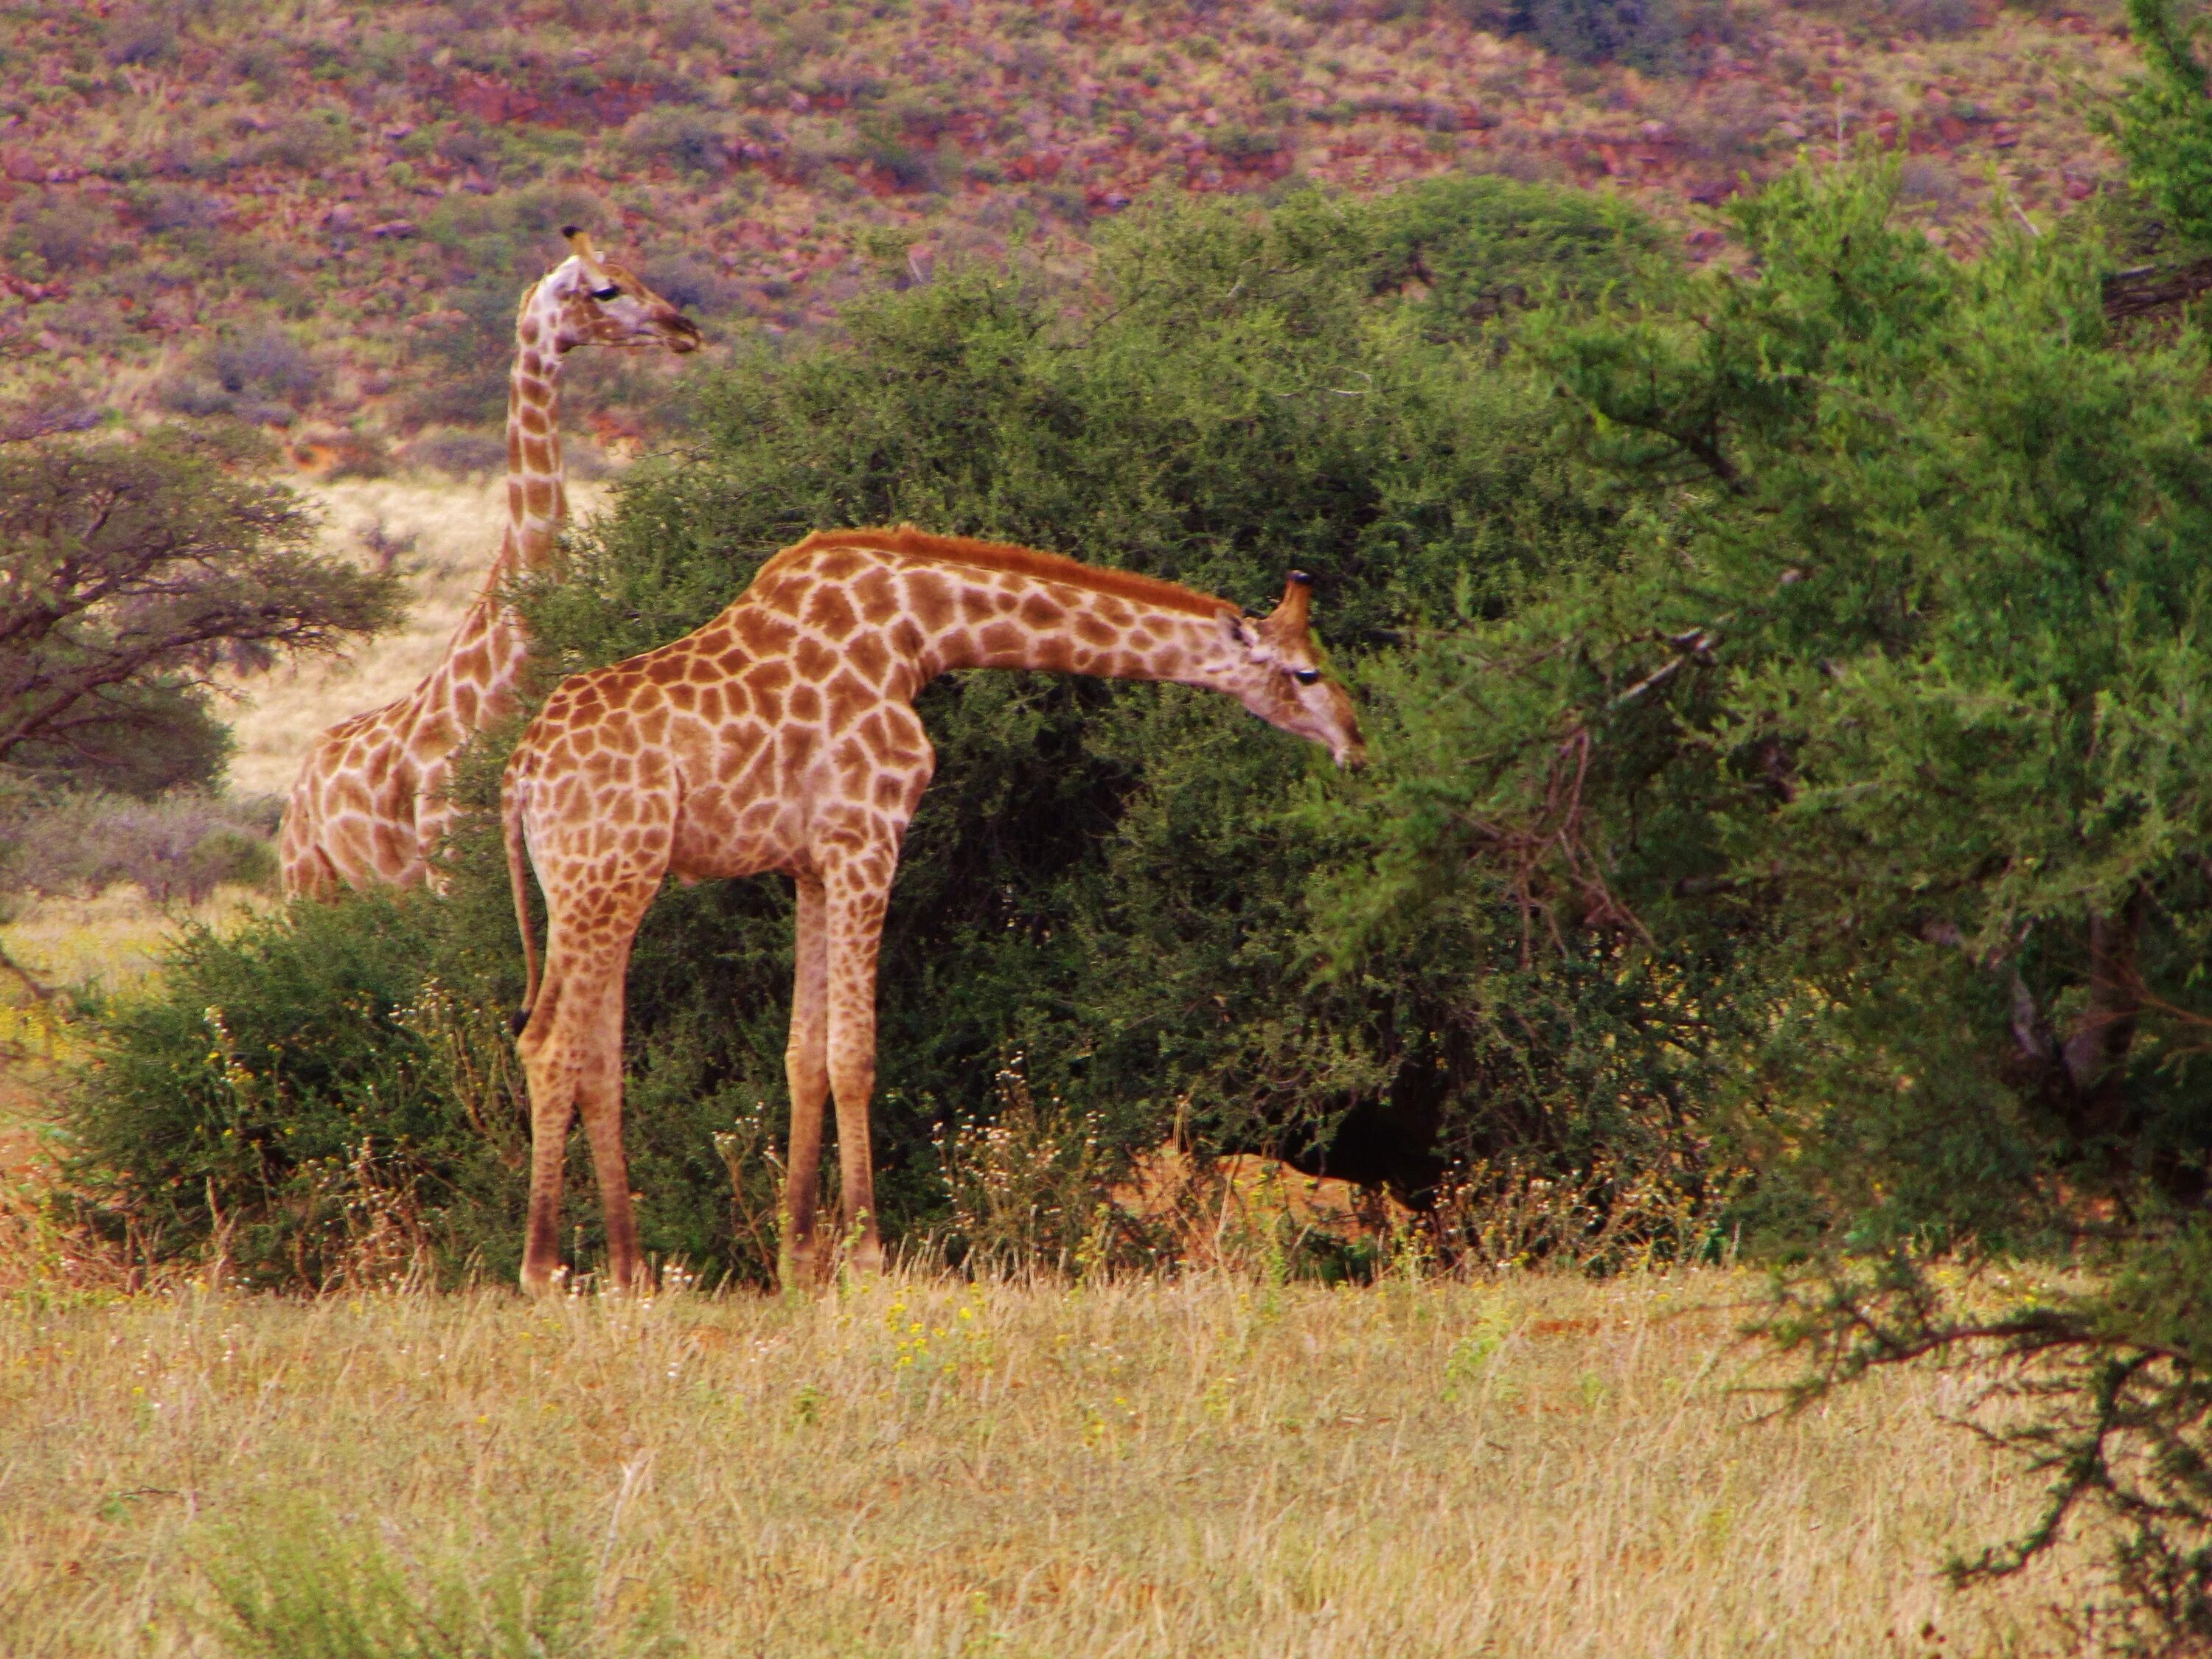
[0,1269,2090,1658]
[218,474,613,800]
[0,885,274,998]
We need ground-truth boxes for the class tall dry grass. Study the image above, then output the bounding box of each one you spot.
[0,1269,2090,1658]
[218,474,613,799]
[0,884,274,997]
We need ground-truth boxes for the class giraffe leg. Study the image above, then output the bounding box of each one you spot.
[824,863,892,1277]
[516,967,582,1294]
[521,881,656,1295]
[779,877,830,1291]
[575,968,645,1293]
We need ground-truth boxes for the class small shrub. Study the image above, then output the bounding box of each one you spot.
[434,120,507,173]
[250,110,353,172]
[1782,0,1981,35]
[616,105,731,173]
[400,368,511,431]
[642,251,740,316]
[102,6,178,67]
[205,1500,635,1659]
[659,0,731,50]
[782,120,858,185]
[400,428,507,476]
[208,327,322,406]
[7,195,113,273]
[154,374,237,418]
[1,790,278,905]
[138,184,227,234]
[324,432,394,480]
[1212,124,1286,161]
[858,125,943,192]
[1513,0,1681,71]
[934,1061,1116,1276]
[64,894,457,1286]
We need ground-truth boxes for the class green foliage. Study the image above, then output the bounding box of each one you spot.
[72,178,1699,1287]
[204,1499,669,1659]
[65,895,451,1285]
[500,178,1688,1234]
[2112,0,2212,253]
[1324,152,2212,1643]
[1332,155,2212,1235]
[1352,174,1667,330]
[4,678,233,798]
[0,425,399,786]
[1514,0,1689,72]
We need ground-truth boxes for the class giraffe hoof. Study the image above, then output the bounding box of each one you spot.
[518,1261,568,1297]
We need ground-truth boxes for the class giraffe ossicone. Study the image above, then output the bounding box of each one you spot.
[278,236,701,898]
[501,524,1365,1294]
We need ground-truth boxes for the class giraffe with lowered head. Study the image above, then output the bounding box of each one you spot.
[502,524,1366,1292]
[279,231,701,897]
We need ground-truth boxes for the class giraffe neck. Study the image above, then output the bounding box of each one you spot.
[888,558,1244,696]
[431,296,576,726]
[491,302,571,585]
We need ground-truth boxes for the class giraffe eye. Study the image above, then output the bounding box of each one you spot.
[590,285,622,302]
[1293,668,1321,686]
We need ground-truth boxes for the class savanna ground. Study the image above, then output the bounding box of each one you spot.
[0,1034,2100,1655]
[0,1268,2094,1659]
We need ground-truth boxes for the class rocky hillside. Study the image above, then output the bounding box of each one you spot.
[1,0,2138,465]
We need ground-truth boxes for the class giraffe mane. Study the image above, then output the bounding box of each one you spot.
[767,525,1241,620]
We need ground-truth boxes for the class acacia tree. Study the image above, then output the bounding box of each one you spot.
[1326,157,2212,1645]
[0,424,398,795]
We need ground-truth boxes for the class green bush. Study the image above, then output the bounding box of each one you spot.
[71,178,1709,1287]
[493,178,1701,1247]
[1515,0,1682,69]
[615,105,732,174]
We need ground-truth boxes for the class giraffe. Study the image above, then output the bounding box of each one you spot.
[501,524,1366,1293]
[278,230,702,897]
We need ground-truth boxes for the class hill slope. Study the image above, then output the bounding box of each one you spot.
[3,0,2140,456]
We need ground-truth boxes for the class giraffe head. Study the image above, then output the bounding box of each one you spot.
[1218,572,1366,768]
[529,227,705,355]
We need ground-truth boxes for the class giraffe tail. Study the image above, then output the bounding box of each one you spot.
[504,768,540,1036]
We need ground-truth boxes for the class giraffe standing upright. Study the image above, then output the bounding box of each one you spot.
[501,524,1366,1292]
[279,231,701,897]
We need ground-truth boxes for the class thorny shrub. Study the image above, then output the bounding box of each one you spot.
[1,788,277,905]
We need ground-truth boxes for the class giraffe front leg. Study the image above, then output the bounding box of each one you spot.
[824,862,892,1279]
[577,978,645,1294]
[561,880,657,1296]
[779,877,831,1292]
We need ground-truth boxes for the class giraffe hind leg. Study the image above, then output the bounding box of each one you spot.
[577,972,645,1293]
[781,877,830,1291]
